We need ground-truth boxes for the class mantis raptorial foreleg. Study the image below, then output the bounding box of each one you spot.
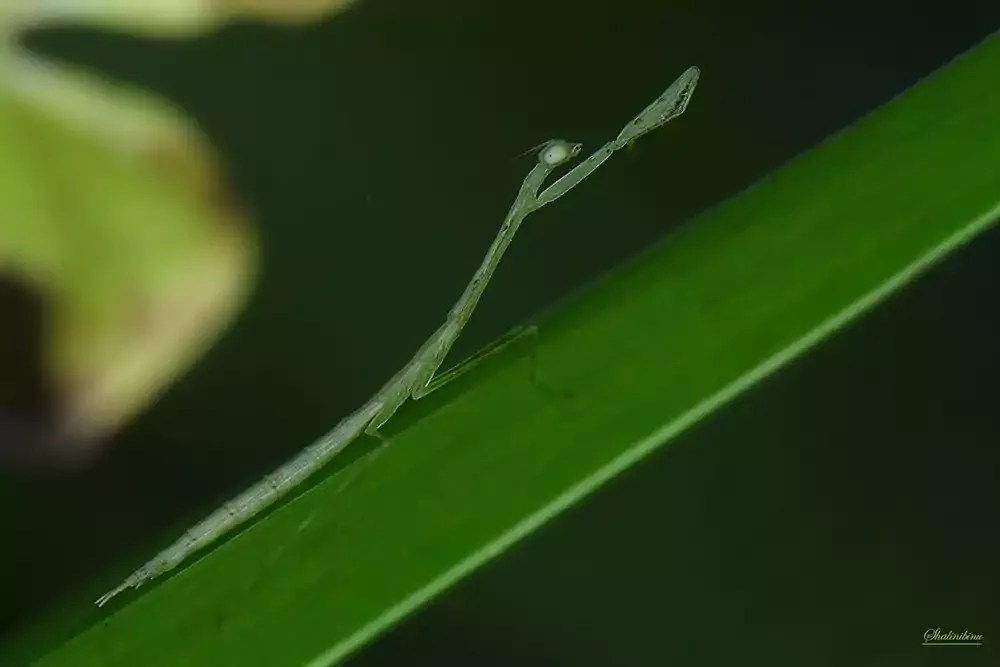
[536,66,700,208]
[95,66,701,607]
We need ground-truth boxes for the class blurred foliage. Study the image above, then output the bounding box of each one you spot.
[0,0,354,466]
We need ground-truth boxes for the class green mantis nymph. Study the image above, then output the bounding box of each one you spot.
[95,65,701,606]
[0,0,701,610]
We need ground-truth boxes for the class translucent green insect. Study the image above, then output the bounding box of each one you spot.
[95,66,700,607]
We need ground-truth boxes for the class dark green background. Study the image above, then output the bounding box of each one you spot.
[2,0,999,664]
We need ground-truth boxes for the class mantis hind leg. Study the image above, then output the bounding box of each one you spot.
[417,324,540,399]
[342,325,543,492]
[417,323,572,402]
[363,324,541,441]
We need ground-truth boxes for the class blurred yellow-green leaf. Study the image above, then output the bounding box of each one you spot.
[0,50,256,462]
[3,0,357,37]
[0,0,355,463]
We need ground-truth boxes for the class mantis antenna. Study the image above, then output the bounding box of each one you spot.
[95,66,701,607]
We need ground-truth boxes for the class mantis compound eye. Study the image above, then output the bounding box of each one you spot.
[538,140,582,166]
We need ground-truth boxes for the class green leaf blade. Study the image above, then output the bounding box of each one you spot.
[31,31,1000,667]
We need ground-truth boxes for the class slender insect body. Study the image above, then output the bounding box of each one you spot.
[96,67,701,606]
